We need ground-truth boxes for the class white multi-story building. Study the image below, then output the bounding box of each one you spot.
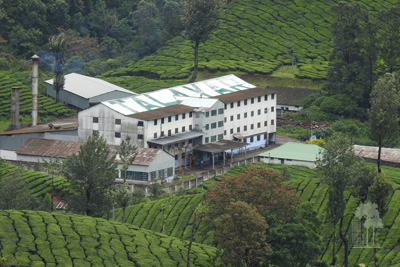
[78,75,276,169]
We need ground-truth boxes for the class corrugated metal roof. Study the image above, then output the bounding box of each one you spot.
[129,104,195,121]
[0,116,78,135]
[211,87,277,103]
[194,140,248,153]
[148,131,204,146]
[180,97,219,108]
[132,148,163,166]
[354,145,400,164]
[103,74,255,116]
[259,142,324,162]
[45,73,136,99]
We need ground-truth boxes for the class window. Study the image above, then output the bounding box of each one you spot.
[237,127,240,132]
[251,111,254,117]
[115,132,121,138]
[218,108,224,114]
[265,95,268,101]
[115,119,121,125]
[250,136,254,142]
[175,114,179,120]
[138,121,144,127]
[218,134,223,140]
[211,136,217,142]
[258,96,261,102]
[159,169,165,179]
[168,116,172,122]
[126,171,148,181]
[244,125,247,131]
[138,134,144,140]
[218,121,223,127]
[205,137,209,143]
[182,126,185,132]
[151,171,156,179]
[224,104,227,110]
[154,133,157,139]
[257,135,261,141]
[211,110,217,116]
[271,119,275,125]
[154,119,158,126]
[175,128,178,133]
[206,111,210,117]
[230,103,234,108]
[161,131,165,137]
[264,108,268,114]
[167,167,173,177]
[271,94,275,99]
[257,122,261,128]
[93,117,99,123]
[224,130,227,135]
[237,101,241,107]
[264,121,268,126]
[224,117,227,123]
[230,115,234,121]
[271,106,275,112]
[237,114,240,120]
[161,118,164,124]
[251,98,254,104]
[211,122,217,129]
[244,99,247,105]
[258,109,261,115]
[205,124,209,130]
[189,112,193,118]
[230,128,234,134]
[168,130,171,136]
[189,125,192,130]
[182,113,186,119]
[244,112,247,118]
[251,124,254,130]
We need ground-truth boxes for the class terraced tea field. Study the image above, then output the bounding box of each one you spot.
[0,210,216,266]
[0,71,76,131]
[102,0,397,88]
[119,162,400,266]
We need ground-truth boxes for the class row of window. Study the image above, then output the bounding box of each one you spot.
[204,134,224,143]
[225,120,274,135]
[154,125,193,139]
[205,121,224,130]
[205,108,224,117]
[225,94,275,110]
[124,167,174,181]
[154,112,193,126]
[226,107,274,122]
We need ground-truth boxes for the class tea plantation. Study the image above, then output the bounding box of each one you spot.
[102,0,397,86]
[0,210,216,267]
[118,163,400,266]
[0,71,76,131]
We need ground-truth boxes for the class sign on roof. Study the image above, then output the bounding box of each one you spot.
[103,74,255,115]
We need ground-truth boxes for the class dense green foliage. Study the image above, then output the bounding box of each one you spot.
[0,210,216,266]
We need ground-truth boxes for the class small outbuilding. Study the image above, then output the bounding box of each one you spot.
[259,142,324,168]
[46,73,137,109]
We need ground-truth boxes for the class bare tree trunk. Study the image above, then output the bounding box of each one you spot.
[112,204,115,221]
[339,216,349,267]
[122,207,126,223]
[189,41,199,83]
[378,137,382,173]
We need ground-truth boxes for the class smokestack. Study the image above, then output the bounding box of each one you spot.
[10,86,20,130]
[31,54,39,127]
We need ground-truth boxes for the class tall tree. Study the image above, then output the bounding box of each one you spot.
[118,135,138,183]
[181,0,226,82]
[113,182,133,223]
[214,201,271,267]
[63,131,117,217]
[42,157,62,212]
[49,32,68,103]
[368,172,393,217]
[317,134,366,267]
[369,73,400,173]
[324,2,370,109]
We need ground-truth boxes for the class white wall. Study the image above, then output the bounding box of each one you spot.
[260,157,316,169]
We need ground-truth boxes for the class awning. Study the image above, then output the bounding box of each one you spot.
[194,139,248,154]
[148,131,203,146]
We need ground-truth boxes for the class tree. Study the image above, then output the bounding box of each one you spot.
[113,182,133,223]
[213,201,271,267]
[63,131,117,217]
[369,73,400,173]
[49,32,68,103]
[368,172,393,217]
[118,135,138,183]
[317,134,365,267]
[42,157,62,212]
[181,0,226,82]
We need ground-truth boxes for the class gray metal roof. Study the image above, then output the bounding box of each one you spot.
[148,131,204,146]
[194,140,248,153]
[354,145,400,164]
[45,73,136,99]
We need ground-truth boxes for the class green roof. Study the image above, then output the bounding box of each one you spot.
[259,142,324,162]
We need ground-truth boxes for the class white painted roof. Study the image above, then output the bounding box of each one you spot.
[180,97,219,108]
[45,73,137,99]
[103,74,255,116]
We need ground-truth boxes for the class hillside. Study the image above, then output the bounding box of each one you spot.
[0,210,216,267]
[101,0,396,90]
[118,163,400,266]
[0,71,76,131]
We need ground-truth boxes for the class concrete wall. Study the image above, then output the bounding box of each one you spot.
[201,101,225,143]
[259,157,316,168]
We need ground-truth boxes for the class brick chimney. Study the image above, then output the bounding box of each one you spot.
[31,54,39,126]
[10,86,20,130]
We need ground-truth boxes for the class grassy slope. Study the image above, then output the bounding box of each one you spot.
[0,71,76,132]
[101,0,396,92]
[0,210,216,267]
[118,162,400,266]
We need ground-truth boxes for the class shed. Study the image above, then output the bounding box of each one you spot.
[269,86,319,115]
[46,73,137,109]
[259,142,324,168]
